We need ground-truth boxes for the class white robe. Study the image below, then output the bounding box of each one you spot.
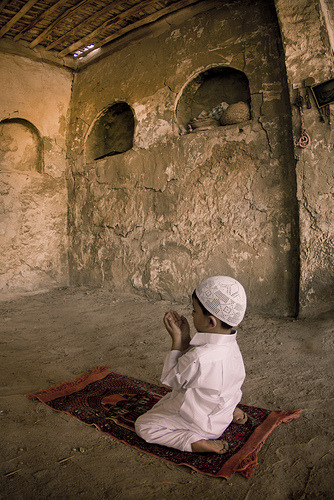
[135,331,245,452]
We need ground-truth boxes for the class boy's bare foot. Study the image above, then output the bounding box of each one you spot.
[191,439,229,454]
[233,407,248,425]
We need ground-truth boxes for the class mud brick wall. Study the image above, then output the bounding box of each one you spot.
[1,0,332,317]
[0,53,72,297]
[275,0,334,315]
[68,0,300,316]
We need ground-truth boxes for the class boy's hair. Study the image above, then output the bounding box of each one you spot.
[192,291,232,330]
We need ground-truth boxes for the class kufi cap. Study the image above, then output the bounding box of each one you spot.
[196,276,247,327]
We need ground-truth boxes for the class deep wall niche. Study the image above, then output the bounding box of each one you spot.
[86,102,135,161]
[176,67,251,132]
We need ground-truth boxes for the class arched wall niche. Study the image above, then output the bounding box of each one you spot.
[85,102,135,162]
[176,66,251,133]
[0,118,43,173]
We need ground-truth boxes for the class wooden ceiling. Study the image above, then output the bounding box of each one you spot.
[0,0,203,60]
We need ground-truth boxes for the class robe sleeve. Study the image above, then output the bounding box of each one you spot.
[160,349,200,389]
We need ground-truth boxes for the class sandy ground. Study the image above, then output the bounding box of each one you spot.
[0,287,333,500]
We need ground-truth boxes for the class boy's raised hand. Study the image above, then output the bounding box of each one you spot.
[163,310,191,352]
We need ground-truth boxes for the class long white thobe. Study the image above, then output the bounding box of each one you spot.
[135,331,245,452]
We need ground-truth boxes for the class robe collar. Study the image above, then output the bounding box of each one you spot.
[190,330,237,346]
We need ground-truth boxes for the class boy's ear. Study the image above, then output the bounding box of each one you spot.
[208,315,217,329]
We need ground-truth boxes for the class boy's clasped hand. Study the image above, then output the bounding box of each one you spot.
[163,310,191,352]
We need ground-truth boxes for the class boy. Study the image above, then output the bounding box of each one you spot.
[135,276,247,454]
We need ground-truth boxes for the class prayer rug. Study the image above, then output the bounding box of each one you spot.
[27,367,302,479]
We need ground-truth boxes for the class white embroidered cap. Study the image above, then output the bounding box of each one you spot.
[195,276,247,326]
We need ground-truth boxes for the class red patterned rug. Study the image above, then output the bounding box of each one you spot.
[27,367,302,479]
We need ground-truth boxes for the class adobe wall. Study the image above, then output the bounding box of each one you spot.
[274,0,334,315]
[68,0,300,316]
[0,52,72,298]
[1,0,331,316]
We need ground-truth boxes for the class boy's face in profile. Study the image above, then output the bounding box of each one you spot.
[192,297,209,332]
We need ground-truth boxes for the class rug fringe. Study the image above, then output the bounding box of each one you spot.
[280,409,303,422]
[236,449,259,478]
[26,366,110,402]
[219,408,303,478]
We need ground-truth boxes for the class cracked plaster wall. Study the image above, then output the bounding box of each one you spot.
[68,0,300,316]
[274,0,334,316]
[0,52,72,297]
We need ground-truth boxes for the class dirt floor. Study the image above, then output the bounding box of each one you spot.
[0,287,333,499]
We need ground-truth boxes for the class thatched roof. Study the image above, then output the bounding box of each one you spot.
[0,0,202,62]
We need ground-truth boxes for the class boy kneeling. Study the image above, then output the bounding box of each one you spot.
[135,276,247,454]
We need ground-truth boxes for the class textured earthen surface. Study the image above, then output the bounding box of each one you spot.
[67,0,300,316]
[274,0,334,315]
[0,53,72,297]
[0,0,332,317]
[1,289,333,498]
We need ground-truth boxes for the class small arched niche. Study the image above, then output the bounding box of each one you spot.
[176,67,251,133]
[0,118,43,173]
[86,102,135,161]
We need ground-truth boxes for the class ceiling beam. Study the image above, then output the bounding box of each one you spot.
[0,0,11,14]
[58,0,156,57]
[0,0,39,38]
[60,0,202,58]
[29,0,91,49]
[45,0,120,51]
[14,0,69,41]
[101,0,203,48]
